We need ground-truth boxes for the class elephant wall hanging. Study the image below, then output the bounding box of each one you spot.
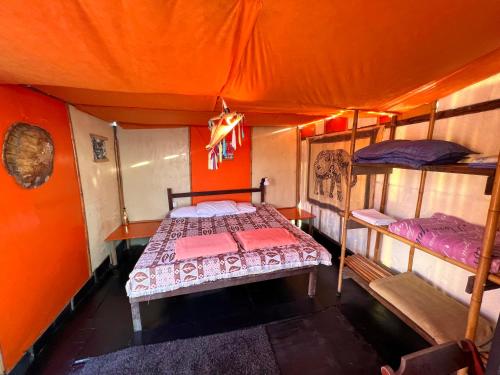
[307,129,377,213]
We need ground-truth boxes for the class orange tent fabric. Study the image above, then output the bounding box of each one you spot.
[0,0,499,126]
[0,86,89,371]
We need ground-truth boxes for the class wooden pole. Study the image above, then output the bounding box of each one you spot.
[113,125,126,223]
[365,117,381,257]
[373,115,397,261]
[407,101,437,271]
[337,110,359,295]
[465,153,500,341]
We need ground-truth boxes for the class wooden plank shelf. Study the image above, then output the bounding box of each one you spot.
[352,163,496,177]
[348,215,500,285]
[336,106,500,345]
[345,254,393,284]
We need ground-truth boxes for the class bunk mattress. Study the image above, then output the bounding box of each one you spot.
[388,213,500,273]
[126,205,332,298]
[370,273,493,346]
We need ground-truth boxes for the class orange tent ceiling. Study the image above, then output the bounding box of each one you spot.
[0,0,499,127]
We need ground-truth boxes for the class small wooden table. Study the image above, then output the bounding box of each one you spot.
[105,220,162,265]
[277,207,315,235]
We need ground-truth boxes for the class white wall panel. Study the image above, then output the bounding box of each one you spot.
[252,127,297,207]
[119,127,190,221]
[69,106,121,271]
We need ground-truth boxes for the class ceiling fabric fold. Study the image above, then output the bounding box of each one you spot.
[0,0,498,126]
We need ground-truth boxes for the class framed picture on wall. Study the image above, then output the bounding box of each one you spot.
[307,128,378,213]
[90,134,109,162]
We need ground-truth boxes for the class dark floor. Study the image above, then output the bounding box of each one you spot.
[26,229,429,375]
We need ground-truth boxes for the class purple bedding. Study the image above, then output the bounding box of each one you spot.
[388,213,500,273]
[354,140,474,168]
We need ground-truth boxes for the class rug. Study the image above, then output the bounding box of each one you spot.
[73,326,279,375]
[267,307,384,374]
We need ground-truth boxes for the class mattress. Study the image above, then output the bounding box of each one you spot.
[388,213,500,273]
[370,273,493,347]
[126,205,332,298]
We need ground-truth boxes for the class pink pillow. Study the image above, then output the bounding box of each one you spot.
[235,228,299,251]
[175,232,238,261]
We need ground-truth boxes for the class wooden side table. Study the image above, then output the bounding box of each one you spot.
[277,207,315,235]
[105,220,162,265]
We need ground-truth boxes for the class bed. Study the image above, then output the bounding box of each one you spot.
[127,184,332,332]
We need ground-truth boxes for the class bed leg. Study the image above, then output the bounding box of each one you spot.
[308,268,318,298]
[131,302,142,332]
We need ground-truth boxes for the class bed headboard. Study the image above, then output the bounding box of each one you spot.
[167,178,267,210]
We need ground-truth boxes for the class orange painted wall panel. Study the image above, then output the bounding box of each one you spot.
[325,117,347,133]
[0,85,89,371]
[300,124,315,139]
[190,127,251,204]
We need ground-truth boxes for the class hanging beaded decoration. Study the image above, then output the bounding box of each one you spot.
[206,98,244,170]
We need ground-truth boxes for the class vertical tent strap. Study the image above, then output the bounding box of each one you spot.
[373,115,397,261]
[337,109,359,295]
[296,126,301,206]
[465,152,500,341]
[407,101,437,271]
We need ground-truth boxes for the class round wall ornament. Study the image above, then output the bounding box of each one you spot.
[2,122,54,188]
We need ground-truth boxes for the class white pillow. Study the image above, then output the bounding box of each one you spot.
[236,202,256,214]
[196,200,239,217]
[170,205,212,218]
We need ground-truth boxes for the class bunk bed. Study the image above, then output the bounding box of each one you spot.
[336,102,500,347]
[126,182,332,332]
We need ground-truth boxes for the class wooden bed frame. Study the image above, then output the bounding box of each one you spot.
[129,180,320,332]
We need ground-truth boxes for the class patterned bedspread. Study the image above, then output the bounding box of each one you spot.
[126,205,332,298]
[388,213,500,273]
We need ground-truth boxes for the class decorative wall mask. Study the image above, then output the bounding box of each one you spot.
[2,122,54,188]
[90,134,109,162]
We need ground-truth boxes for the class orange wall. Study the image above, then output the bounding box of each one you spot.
[190,127,252,203]
[0,86,89,371]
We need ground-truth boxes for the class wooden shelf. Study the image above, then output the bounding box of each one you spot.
[348,215,500,285]
[105,220,162,241]
[277,207,315,221]
[345,254,393,283]
[352,162,496,177]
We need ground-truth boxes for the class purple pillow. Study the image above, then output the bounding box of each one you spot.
[354,140,474,165]
[354,140,411,160]
[355,156,425,168]
[397,140,474,163]
[355,155,468,168]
